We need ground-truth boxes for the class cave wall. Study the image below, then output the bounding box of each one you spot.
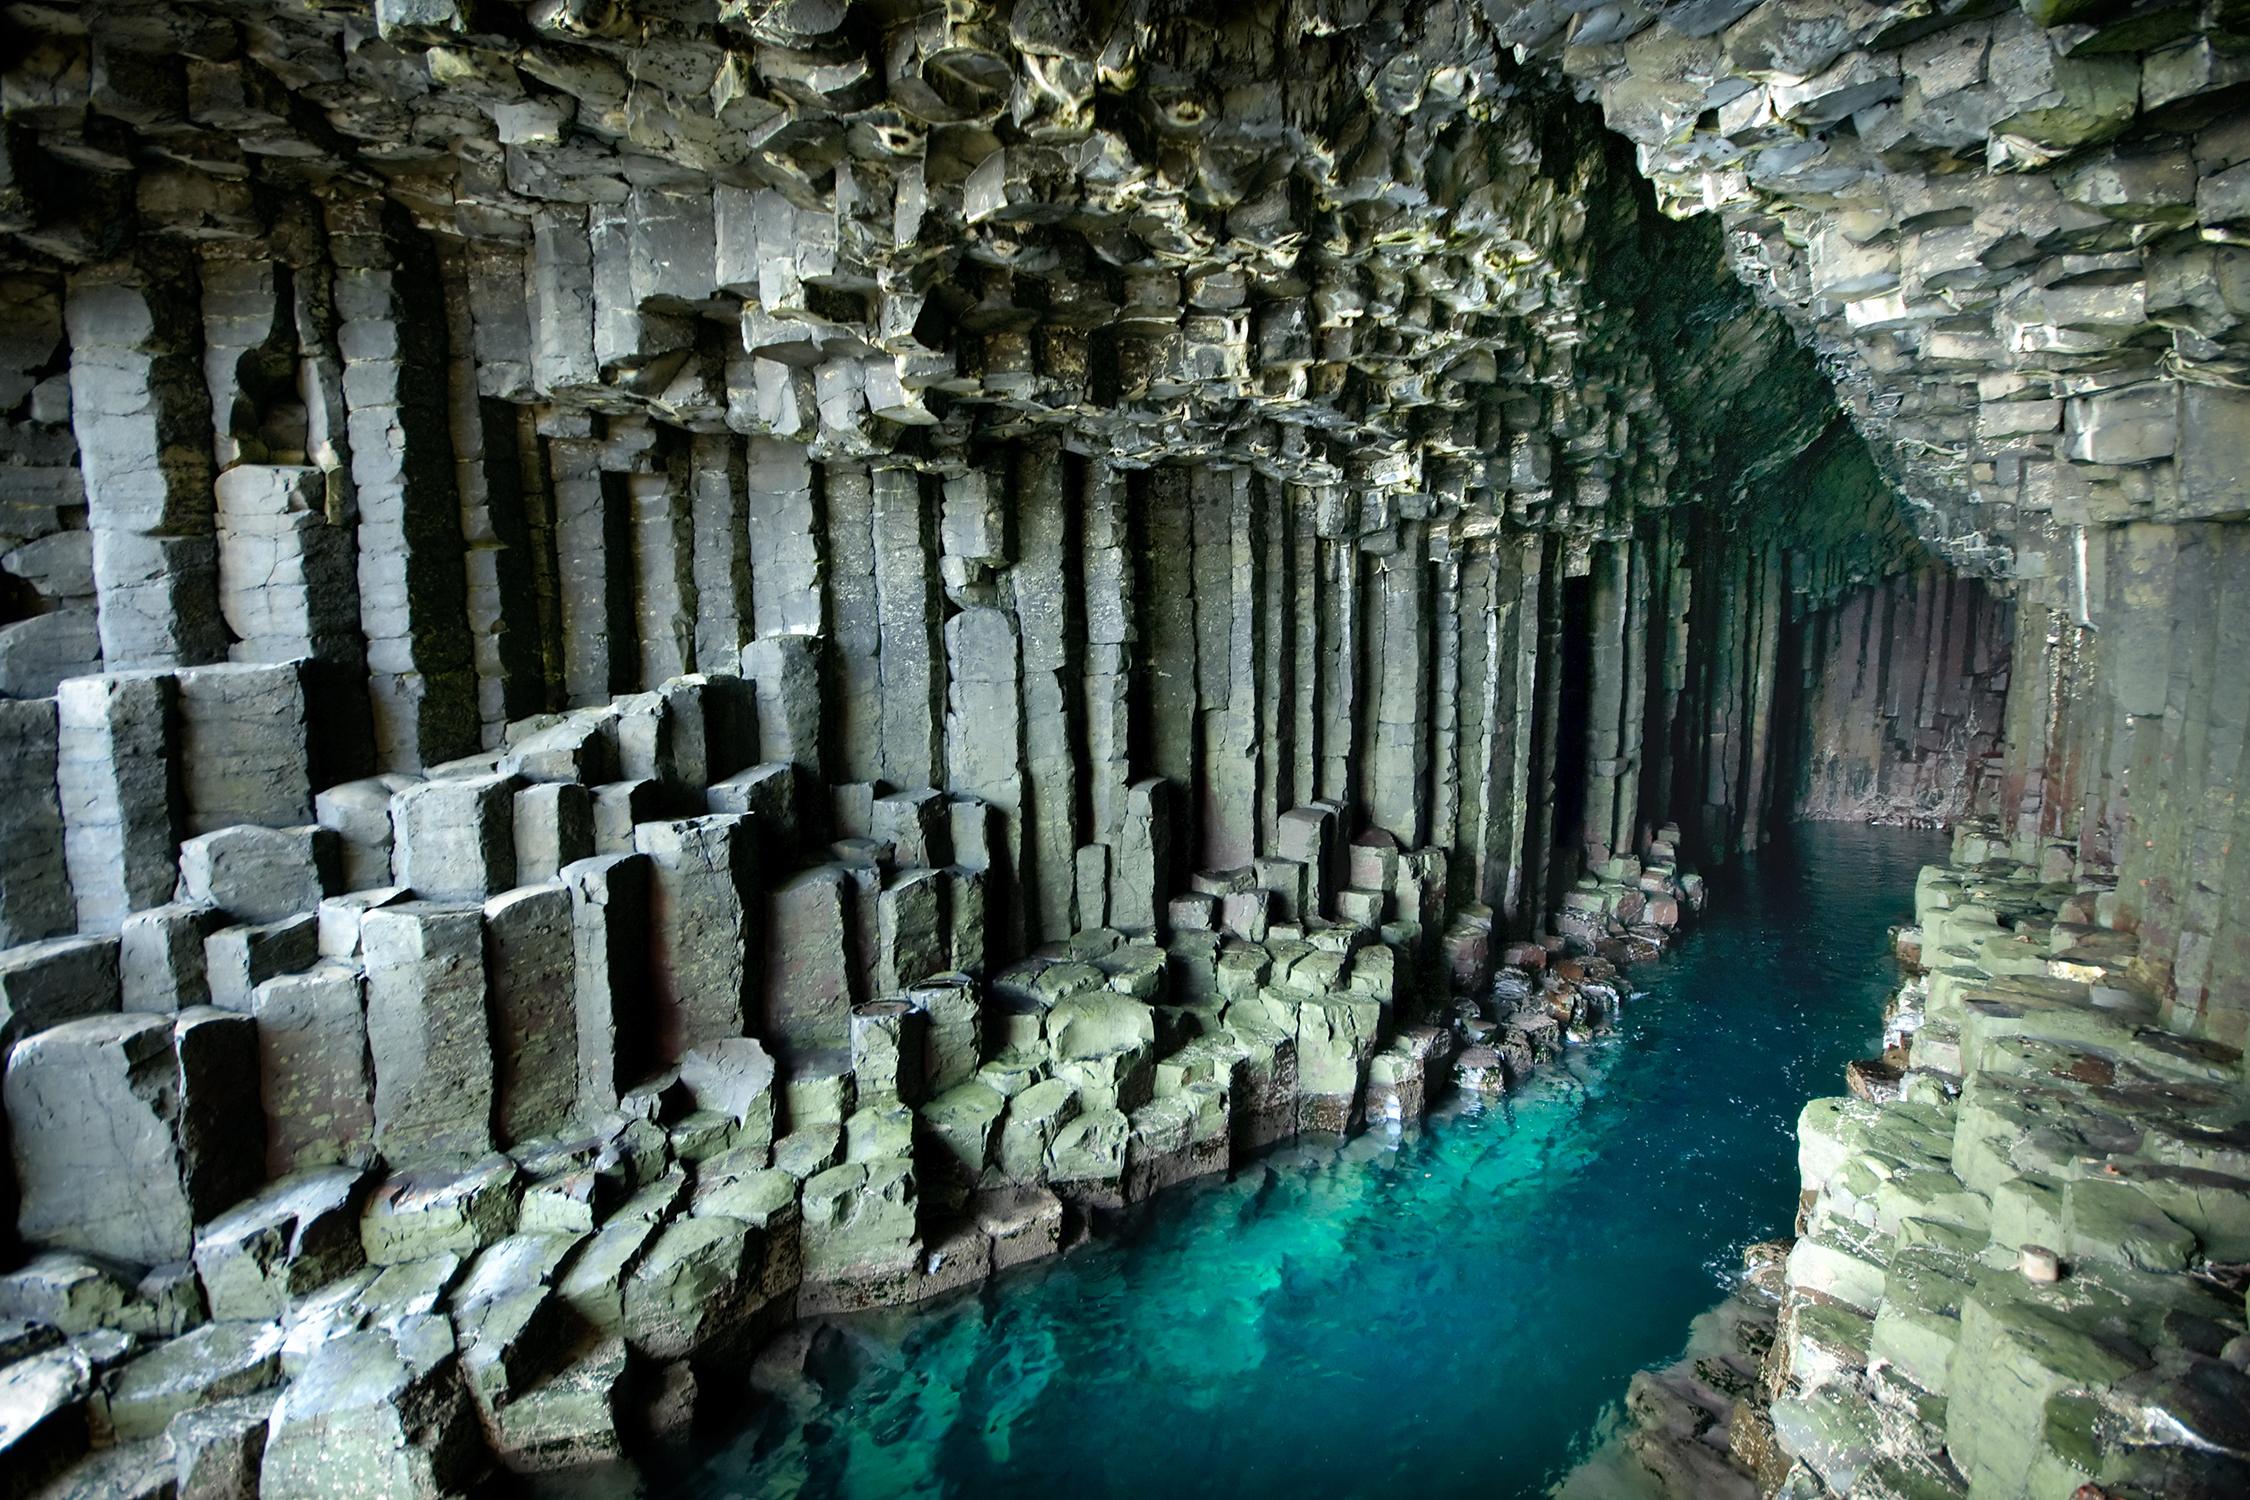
[1780,567,2014,829]
[0,2,1932,980]
[0,11,1966,1436]
[1528,0,2250,1045]
[1994,518,2250,1043]
[1,0,2244,1489]
[1515,6,2250,1491]
[0,247,1881,968]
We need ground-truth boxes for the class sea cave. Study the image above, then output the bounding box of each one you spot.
[0,3,2245,1499]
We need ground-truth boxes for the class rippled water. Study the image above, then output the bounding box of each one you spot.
[587,823,1939,1500]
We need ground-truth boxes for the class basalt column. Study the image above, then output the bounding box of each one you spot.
[0,3,2242,1498]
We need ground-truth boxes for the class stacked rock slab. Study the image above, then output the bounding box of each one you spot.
[1779,827,2245,1498]
[4,634,1723,1493]
[0,612,1735,1497]
[0,0,2020,911]
[1607,821,2250,1500]
[0,1,2243,1497]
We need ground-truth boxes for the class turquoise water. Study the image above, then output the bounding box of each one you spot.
[614,823,1938,1500]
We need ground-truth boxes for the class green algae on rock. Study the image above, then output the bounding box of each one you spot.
[1609,824,2250,1500]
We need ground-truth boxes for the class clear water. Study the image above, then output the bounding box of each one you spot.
[599,823,1939,1500]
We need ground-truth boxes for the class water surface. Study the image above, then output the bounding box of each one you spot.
[612,823,1938,1500]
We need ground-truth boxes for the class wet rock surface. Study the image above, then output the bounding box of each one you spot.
[1605,823,2250,1500]
[0,783,1705,1496]
[0,1,2245,1495]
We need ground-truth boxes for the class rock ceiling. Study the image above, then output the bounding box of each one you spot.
[5,0,2245,594]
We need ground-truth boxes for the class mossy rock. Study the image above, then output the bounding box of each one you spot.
[1873,1166,1990,1239]
[2111,1161,2250,1260]
[1987,1169,2070,1253]
[2061,1178,2196,1273]
[1769,1386,1881,1494]
[1046,1108,1129,1183]
[1789,1220,1893,1316]
[1786,1298,1874,1389]
[1870,1243,1976,1395]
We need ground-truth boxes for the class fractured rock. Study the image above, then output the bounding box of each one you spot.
[250,962,377,1176]
[192,1168,366,1322]
[0,935,117,1050]
[634,815,758,1061]
[176,824,334,925]
[259,1318,483,1499]
[5,1009,257,1266]
[360,1156,521,1267]
[392,774,516,903]
[482,883,577,1145]
[107,1319,283,1442]
[622,1216,766,1361]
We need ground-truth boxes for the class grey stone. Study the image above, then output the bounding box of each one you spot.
[906,978,982,1096]
[850,1000,923,1106]
[166,1391,273,1499]
[315,887,409,961]
[615,678,709,791]
[0,1252,189,1338]
[622,1214,767,1362]
[316,775,419,892]
[362,903,494,1160]
[799,1155,917,1281]
[742,635,822,774]
[512,782,593,885]
[107,1319,283,1441]
[392,773,515,902]
[877,866,945,995]
[0,1347,95,1495]
[193,1167,367,1321]
[250,962,377,1176]
[0,697,72,949]
[0,935,118,1049]
[5,1010,255,1266]
[548,854,641,1122]
[482,883,578,1145]
[172,662,314,835]
[678,1037,777,1149]
[360,1155,521,1266]
[171,1005,266,1230]
[502,710,618,786]
[759,865,854,1063]
[707,762,801,842]
[118,904,219,1013]
[634,815,758,1062]
[203,912,317,1012]
[259,1317,483,1499]
[480,1332,627,1473]
[177,823,334,925]
[56,671,177,935]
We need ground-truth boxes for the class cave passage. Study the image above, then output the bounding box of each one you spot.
[5,3,2248,1497]
[566,825,1938,1500]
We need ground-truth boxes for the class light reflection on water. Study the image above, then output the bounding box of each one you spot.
[567,824,1940,1500]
